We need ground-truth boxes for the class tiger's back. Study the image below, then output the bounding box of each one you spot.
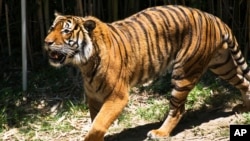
[105,5,247,87]
[44,5,250,141]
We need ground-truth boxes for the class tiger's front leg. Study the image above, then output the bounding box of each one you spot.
[84,91,129,141]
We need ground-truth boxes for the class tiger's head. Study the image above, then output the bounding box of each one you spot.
[44,13,96,67]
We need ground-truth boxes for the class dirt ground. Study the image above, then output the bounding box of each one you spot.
[1,83,246,141]
[1,97,246,141]
[104,109,243,141]
[1,109,244,141]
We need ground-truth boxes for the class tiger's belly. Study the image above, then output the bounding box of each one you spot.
[129,56,174,87]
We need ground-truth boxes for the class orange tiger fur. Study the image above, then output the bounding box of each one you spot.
[44,5,250,141]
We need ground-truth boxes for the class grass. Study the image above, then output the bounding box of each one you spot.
[136,96,169,121]
[0,66,87,140]
[0,97,88,140]
[242,112,250,124]
[0,66,249,140]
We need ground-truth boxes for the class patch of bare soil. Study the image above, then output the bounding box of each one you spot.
[105,109,243,141]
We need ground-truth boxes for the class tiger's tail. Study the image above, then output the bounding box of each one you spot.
[224,33,250,81]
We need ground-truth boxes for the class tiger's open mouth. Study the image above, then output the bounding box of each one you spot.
[48,51,66,64]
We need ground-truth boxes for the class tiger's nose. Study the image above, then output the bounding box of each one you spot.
[44,38,54,46]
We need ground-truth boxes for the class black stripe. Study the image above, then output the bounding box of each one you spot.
[172,8,196,69]
[105,26,126,95]
[164,7,181,48]
[235,54,245,65]
[181,10,207,68]
[209,53,231,69]
[213,18,224,44]
[234,78,244,86]
[124,21,141,52]
[88,56,101,84]
[93,27,113,93]
[169,95,186,108]
[174,84,193,92]
[228,40,235,48]
[133,16,155,75]
[125,20,145,82]
[170,100,179,108]
[235,54,243,62]
[203,13,213,53]
[172,70,202,81]
[178,7,193,44]
[140,13,156,62]
[225,74,238,82]
[153,8,175,58]
[95,55,119,94]
[108,26,124,57]
[123,21,144,83]
[231,47,239,55]
[141,12,161,56]
[95,73,106,92]
[243,68,250,76]
[118,22,135,52]
[108,25,129,65]
[152,8,172,71]
[216,66,237,77]
[170,96,180,108]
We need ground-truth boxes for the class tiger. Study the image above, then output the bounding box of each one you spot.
[44,5,250,141]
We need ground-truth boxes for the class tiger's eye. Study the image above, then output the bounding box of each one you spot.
[63,29,70,34]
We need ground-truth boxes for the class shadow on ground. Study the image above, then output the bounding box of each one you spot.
[105,108,234,141]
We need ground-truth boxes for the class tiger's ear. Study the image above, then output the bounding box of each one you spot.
[54,11,62,17]
[84,20,96,32]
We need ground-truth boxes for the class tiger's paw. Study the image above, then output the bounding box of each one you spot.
[233,104,250,113]
[83,131,104,141]
[84,135,104,141]
[147,129,170,141]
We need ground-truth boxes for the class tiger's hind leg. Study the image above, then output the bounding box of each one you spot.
[147,62,205,139]
[209,49,250,112]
